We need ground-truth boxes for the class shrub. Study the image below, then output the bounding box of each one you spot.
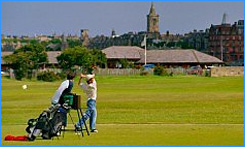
[37,71,60,82]
[14,69,26,80]
[56,72,66,80]
[153,66,169,76]
[135,65,142,69]
[140,70,149,76]
[140,66,149,76]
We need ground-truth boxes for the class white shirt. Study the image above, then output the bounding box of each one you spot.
[51,80,69,104]
[80,79,97,101]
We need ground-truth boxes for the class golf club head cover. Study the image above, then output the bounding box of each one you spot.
[5,135,28,141]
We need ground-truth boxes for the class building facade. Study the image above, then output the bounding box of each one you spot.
[101,46,223,68]
[183,29,209,52]
[209,20,244,65]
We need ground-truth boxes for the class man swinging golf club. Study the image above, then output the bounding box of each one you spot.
[75,73,98,133]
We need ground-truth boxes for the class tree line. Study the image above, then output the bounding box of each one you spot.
[3,43,107,80]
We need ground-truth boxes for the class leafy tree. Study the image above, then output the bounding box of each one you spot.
[119,58,129,68]
[153,42,164,48]
[166,42,176,48]
[90,49,107,68]
[20,39,29,44]
[29,39,39,45]
[176,41,194,49]
[4,52,29,80]
[57,46,107,72]
[50,39,62,44]
[40,41,49,50]
[3,44,48,80]
[67,39,82,48]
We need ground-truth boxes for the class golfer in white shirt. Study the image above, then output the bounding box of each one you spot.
[75,73,98,133]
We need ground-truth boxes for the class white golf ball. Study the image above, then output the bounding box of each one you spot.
[22,85,28,90]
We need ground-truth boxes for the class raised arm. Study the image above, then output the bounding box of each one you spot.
[78,73,86,86]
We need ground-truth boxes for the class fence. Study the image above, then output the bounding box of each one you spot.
[5,68,200,78]
[5,67,244,79]
[166,68,188,75]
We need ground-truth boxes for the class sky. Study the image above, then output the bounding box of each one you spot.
[1,1,244,37]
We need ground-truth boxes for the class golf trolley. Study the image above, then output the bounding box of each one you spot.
[26,94,89,141]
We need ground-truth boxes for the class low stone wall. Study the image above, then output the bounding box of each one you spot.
[210,67,244,77]
[97,68,142,76]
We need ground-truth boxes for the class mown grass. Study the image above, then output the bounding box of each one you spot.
[1,75,244,146]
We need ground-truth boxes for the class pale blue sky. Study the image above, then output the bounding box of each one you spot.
[1,1,244,37]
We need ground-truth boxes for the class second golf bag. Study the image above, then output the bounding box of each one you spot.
[26,104,67,141]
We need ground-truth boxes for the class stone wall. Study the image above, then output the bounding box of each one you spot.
[210,67,244,77]
[96,68,142,76]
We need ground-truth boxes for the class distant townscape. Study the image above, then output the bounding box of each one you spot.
[1,2,244,79]
[2,3,244,66]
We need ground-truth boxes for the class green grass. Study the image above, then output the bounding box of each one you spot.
[1,75,244,146]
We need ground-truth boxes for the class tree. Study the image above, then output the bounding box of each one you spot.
[29,39,39,45]
[176,41,194,49]
[119,58,129,68]
[67,39,82,48]
[50,39,62,44]
[3,44,48,80]
[90,49,107,68]
[57,46,107,72]
[166,42,176,48]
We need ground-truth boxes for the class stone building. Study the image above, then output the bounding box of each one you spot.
[147,2,159,33]
[146,2,161,42]
[80,29,90,47]
[61,34,68,50]
[183,29,209,52]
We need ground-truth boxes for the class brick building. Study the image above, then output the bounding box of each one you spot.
[209,20,244,65]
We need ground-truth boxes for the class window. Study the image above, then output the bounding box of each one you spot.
[240,55,244,59]
[238,29,242,35]
[153,19,157,26]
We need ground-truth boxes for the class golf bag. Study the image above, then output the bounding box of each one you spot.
[26,104,67,141]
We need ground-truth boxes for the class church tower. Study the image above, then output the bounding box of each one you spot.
[80,29,89,47]
[147,2,159,33]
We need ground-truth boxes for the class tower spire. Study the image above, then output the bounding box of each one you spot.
[222,12,228,24]
[149,2,156,15]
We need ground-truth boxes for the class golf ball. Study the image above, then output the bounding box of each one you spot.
[22,85,28,90]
